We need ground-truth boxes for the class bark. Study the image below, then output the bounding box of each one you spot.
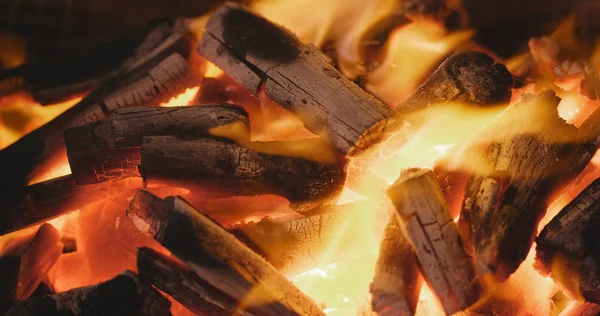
[388,168,481,315]
[65,105,250,184]
[0,224,63,314]
[198,3,394,156]
[0,176,142,235]
[140,136,347,213]
[127,189,325,316]
[459,91,583,281]
[369,214,422,316]
[5,270,172,316]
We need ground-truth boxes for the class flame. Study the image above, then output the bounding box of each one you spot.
[367,22,474,105]
[204,62,224,78]
[159,86,200,107]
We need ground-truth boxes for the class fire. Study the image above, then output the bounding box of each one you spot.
[159,86,200,107]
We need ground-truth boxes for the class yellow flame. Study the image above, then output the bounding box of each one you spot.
[367,22,474,105]
[159,86,200,107]
[204,62,224,78]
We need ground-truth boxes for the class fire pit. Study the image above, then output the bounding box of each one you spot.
[2,0,600,315]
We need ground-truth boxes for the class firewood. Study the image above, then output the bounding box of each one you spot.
[0,224,63,314]
[388,168,481,315]
[395,50,513,114]
[230,201,369,275]
[140,136,347,213]
[127,189,325,316]
[369,213,422,316]
[5,270,172,316]
[65,105,250,184]
[137,247,250,316]
[459,91,582,281]
[0,28,194,190]
[198,3,394,156]
[0,176,142,235]
[535,177,600,304]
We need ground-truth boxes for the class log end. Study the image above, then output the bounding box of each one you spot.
[127,189,173,236]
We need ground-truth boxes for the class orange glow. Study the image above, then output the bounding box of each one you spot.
[0,32,27,68]
[204,62,224,78]
[159,86,200,107]
[367,22,474,105]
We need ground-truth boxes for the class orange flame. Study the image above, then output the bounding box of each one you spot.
[159,86,200,107]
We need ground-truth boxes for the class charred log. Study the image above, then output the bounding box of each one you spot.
[0,224,63,314]
[65,105,250,184]
[127,189,325,316]
[5,270,172,316]
[388,168,481,315]
[0,28,195,190]
[370,214,422,316]
[459,91,583,281]
[1,176,142,235]
[140,136,347,213]
[198,3,394,156]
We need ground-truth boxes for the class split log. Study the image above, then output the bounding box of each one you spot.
[0,224,63,314]
[395,50,513,113]
[369,214,422,316]
[5,270,172,316]
[65,105,250,184]
[459,91,583,281]
[127,189,325,316]
[198,3,395,156]
[536,177,600,304]
[388,168,481,315]
[0,27,195,190]
[0,176,142,235]
[137,247,248,316]
[140,136,347,213]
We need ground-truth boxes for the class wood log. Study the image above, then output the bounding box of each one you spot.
[0,176,142,235]
[137,247,250,316]
[0,224,63,314]
[395,50,513,114]
[535,177,600,304]
[369,213,422,316]
[140,136,347,213]
[388,168,481,315]
[198,2,395,156]
[0,27,195,191]
[65,105,250,185]
[5,270,172,316]
[459,91,583,281]
[127,189,325,316]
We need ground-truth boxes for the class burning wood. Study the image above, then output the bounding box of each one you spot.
[137,247,248,315]
[0,27,195,190]
[5,270,172,316]
[536,177,600,304]
[127,189,325,315]
[1,176,142,235]
[0,224,63,314]
[370,214,421,316]
[140,136,347,213]
[65,105,250,185]
[395,50,513,113]
[198,3,395,156]
[459,91,583,281]
[388,168,481,315]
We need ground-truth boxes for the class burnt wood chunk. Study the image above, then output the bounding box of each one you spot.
[459,91,583,281]
[0,28,194,190]
[370,214,421,316]
[5,270,172,316]
[1,176,142,235]
[65,105,250,184]
[536,178,600,304]
[0,224,63,314]
[198,3,394,156]
[140,136,347,213]
[388,168,481,315]
[137,247,247,316]
[396,50,513,113]
[127,190,325,316]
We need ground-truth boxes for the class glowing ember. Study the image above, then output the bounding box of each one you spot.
[159,86,200,107]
